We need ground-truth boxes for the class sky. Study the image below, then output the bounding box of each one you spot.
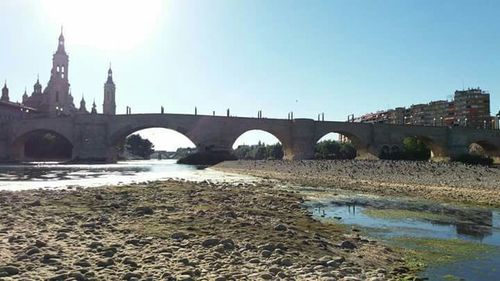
[1,0,499,150]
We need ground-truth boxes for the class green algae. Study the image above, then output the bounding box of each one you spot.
[390,237,498,272]
[363,208,452,222]
[442,275,462,281]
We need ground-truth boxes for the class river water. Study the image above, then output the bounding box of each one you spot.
[0,159,257,191]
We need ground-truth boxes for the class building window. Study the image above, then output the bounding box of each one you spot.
[56,91,59,102]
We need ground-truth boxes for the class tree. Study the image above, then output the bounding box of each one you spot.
[232,143,284,160]
[234,145,251,159]
[267,143,284,159]
[314,140,355,159]
[339,143,356,159]
[126,134,154,159]
[402,137,430,160]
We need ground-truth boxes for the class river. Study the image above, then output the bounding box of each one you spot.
[0,159,257,191]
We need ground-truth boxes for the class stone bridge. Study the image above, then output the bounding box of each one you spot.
[1,113,499,163]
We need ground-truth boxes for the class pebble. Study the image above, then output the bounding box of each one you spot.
[274,224,288,231]
[261,250,272,258]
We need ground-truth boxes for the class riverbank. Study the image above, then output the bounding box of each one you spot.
[0,180,410,280]
[214,160,500,207]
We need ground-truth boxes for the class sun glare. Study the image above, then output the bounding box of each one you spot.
[42,0,163,51]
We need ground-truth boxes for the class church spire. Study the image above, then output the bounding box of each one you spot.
[103,64,116,115]
[91,99,97,114]
[56,25,66,54]
[107,63,114,83]
[22,87,28,103]
[33,74,42,94]
[79,94,88,113]
[1,80,9,102]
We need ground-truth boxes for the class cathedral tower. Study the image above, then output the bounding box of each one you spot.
[42,27,75,114]
[103,66,116,115]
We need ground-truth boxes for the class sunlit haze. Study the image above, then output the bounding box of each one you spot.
[42,0,163,51]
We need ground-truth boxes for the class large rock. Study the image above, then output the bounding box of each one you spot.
[202,238,220,248]
[135,206,154,216]
[339,240,357,249]
[0,266,20,276]
[171,232,189,241]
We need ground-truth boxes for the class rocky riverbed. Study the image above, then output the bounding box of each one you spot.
[0,180,411,280]
[214,160,500,207]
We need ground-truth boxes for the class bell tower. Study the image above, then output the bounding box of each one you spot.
[103,65,116,115]
[44,27,74,114]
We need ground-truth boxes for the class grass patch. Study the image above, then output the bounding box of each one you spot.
[391,237,498,271]
[363,208,451,222]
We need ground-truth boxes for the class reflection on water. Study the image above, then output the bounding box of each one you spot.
[0,159,258,191]
[306,195,500,281]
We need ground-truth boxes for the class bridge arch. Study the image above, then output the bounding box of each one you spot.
[11,129,74,162]
[231,129,284,160]
[468,139,500,163]
[395,135,448,161]
[315,130,374,159]
[110,125,197,148]
[109,126,198,160]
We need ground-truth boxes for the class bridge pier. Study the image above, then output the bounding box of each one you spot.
[285,119,316,160]
[355,146,379,160]
[71,121,113,163]
[444,145,469,162]
[72,144,111,163]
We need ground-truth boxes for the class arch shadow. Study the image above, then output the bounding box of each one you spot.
[11,129,74,162]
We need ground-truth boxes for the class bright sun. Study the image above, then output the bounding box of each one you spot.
[42,0,163,51]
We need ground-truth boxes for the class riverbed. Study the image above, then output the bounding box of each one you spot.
[2,160,499,280]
